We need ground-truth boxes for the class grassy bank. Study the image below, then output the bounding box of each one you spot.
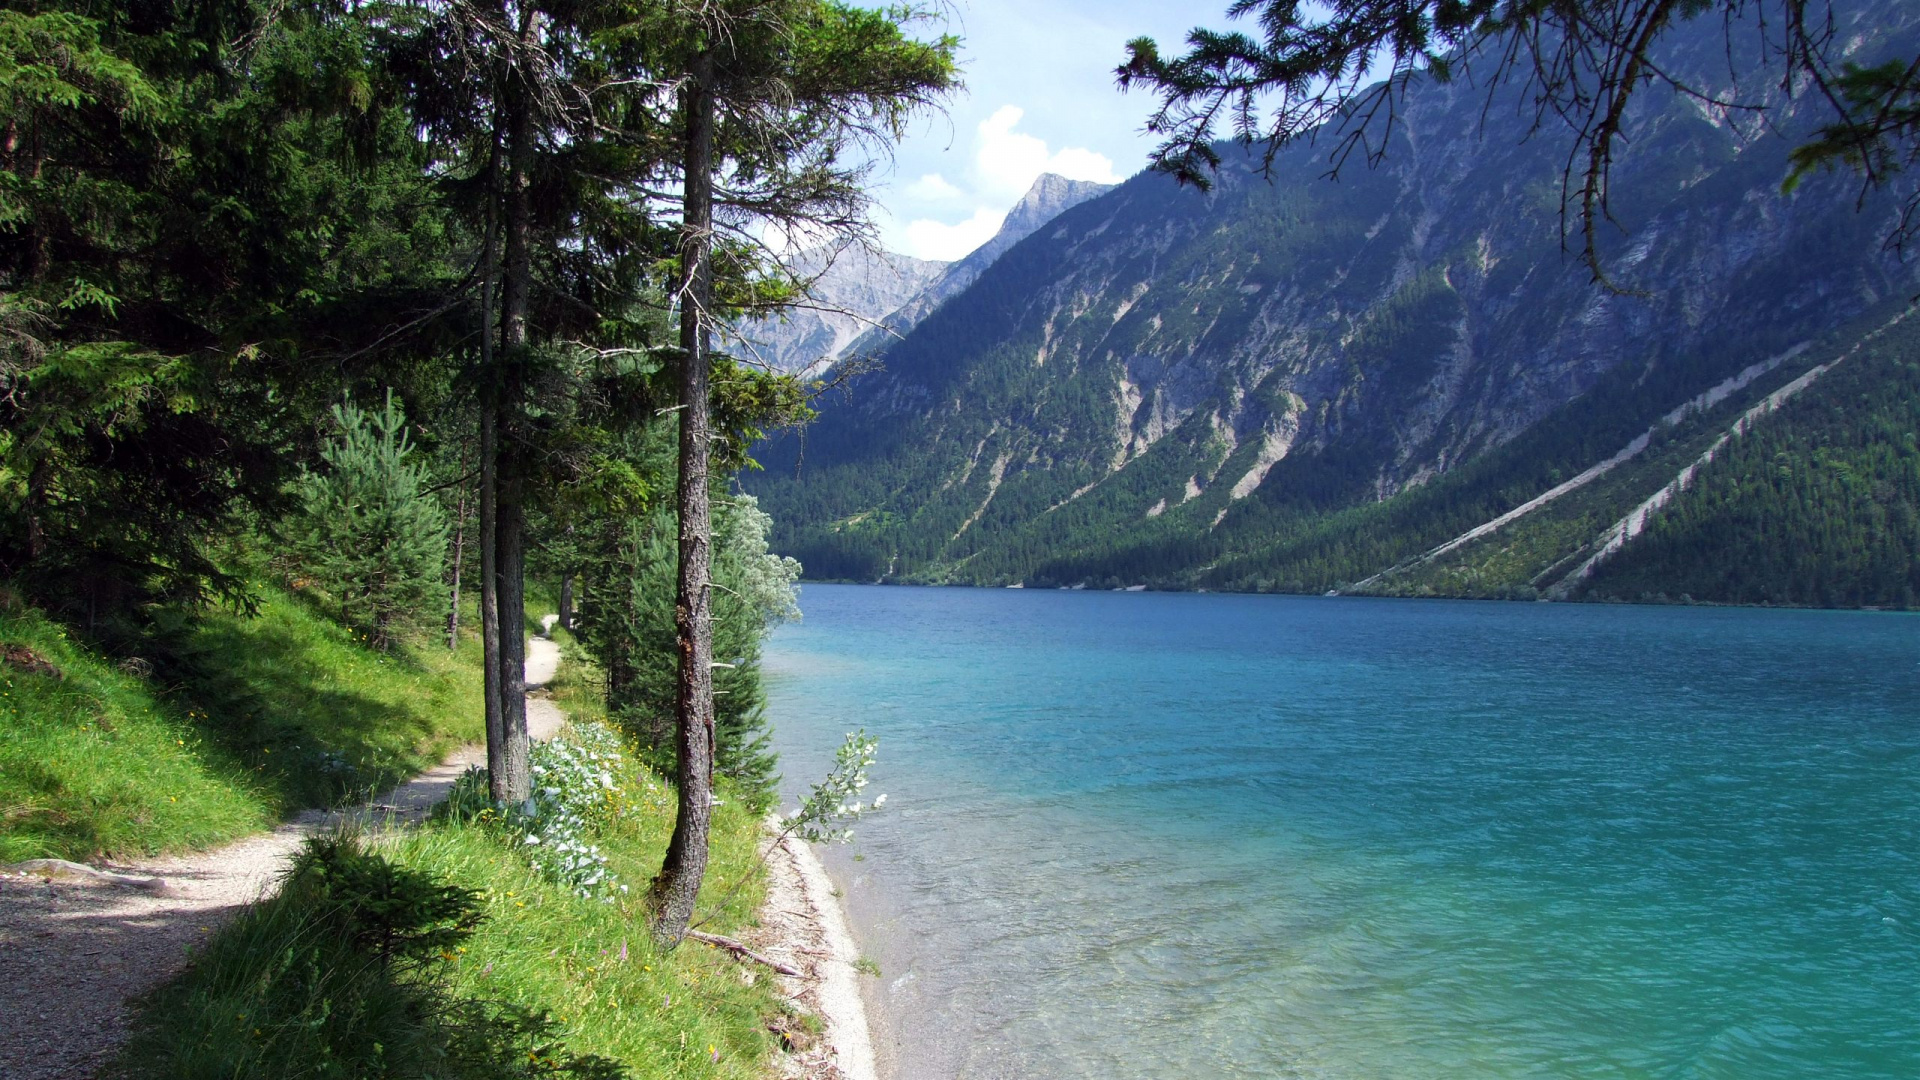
[9,576,795,1077]
[116,735,790,1080]
[392,785,782,1077]
[0,582,484,862]
[0,601,270,861]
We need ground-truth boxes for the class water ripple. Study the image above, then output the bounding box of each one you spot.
[773,588,1920,1080]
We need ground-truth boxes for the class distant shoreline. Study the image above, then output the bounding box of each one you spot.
[788,577,1916,613]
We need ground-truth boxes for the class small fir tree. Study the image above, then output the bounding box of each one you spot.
[293,392,448,649]
[581,495,797,811]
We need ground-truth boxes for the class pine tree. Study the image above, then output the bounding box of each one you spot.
[292,392,448,650]
[642,0,957,947]
[580,495,797,812]
[709,495,800,809]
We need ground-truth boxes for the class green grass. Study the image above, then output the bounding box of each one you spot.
[158,585,486,812]
[547,635,606,725]
[16,569,798,1077]
[113,833,543,1080]
[95,574,799,1079]
[388,784,783,1078]
[119,736,791,1080]
[0,601,272,862]
[0,581,487,862]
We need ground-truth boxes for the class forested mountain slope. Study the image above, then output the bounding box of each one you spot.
[1577,311,1920,608]
[745,3,1920,606]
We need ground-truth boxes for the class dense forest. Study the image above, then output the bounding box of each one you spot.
[0,0,908,804]
[1581,317,1920,607]
[0,1,949,1075]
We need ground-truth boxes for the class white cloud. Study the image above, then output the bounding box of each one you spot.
[973,105,1123,199]
[905,172,965,201]
[903,207,1008,261]
[1047,146,1124,185]
[882,103,1126,261]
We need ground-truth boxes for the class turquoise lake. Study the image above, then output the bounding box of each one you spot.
[761,586,1919,1079]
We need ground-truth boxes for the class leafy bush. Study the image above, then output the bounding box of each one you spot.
[445,720,636,898]
[297,834,484,964]
[782,729,883,844]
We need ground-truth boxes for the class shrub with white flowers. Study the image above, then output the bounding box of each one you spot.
[688,730,890,927]
[782,730,885,844]
[443,720,631,899]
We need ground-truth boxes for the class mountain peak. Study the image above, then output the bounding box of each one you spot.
[735,244,948,373]
[825,174,1119,357]
[1005,173,1117,235]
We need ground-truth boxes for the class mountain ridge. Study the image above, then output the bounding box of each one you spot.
[745,3,1920,607]
[846,173,1118,355]
[735,245,947,374]
[736,173,1117,374]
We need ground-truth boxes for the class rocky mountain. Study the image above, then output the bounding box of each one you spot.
[848,173,1116,353]
[737,175,1113,375]
[745,3,1920,606]
[735,246,947,373]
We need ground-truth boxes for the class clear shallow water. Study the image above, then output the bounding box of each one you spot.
[762,586,1920,1080]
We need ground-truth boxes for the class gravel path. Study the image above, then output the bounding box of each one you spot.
[0,634,565,1080]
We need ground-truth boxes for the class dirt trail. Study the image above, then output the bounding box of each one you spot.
[0,633,565,1080]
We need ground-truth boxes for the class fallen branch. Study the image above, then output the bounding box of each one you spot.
[5,858,170,894]
[685,930,803,977]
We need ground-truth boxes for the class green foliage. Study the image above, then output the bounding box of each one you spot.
[120,723,790,1080]
[0,579,486,861]
[1786,58,1920,240]
[781,730,882,844]
[446,721,636,898]
[116,834,626,1080]
[385,789,784,1079]
[291,393,449,649]
[294,833,486,966]
[0,596,269,862]
[579,496,797,812]
[1582,316,1920,607]
[0,0,472,617]
[147,582,486,811]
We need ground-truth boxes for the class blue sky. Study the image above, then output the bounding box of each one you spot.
[866,0,1219,261]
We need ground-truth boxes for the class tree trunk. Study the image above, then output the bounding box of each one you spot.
[496,471,530,799]
[491,13,539,804]
[558,569,574,632]
[480,401,504,792]
[447,469,469,650]
[479,97,506,799]
[649,48,718,947]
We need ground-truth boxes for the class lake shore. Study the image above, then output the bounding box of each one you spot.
[757,825,880,1080]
